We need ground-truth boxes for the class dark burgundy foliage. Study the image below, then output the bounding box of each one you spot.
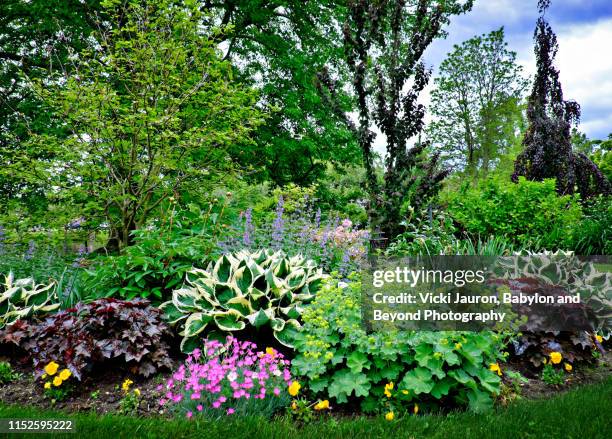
[491,276,597,367]
[0,299,174,380]
[317,0,473,241]
[512,0,611,198]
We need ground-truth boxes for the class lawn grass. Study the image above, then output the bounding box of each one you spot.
[1,377,610,439]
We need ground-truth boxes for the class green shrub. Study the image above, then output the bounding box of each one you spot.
[445,177,582,249]
[160,249,326,352]
[570,195,612,255]
[290,276,507,413]
[0,273,58,329]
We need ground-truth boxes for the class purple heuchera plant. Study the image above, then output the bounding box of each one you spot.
[160,337,292,418]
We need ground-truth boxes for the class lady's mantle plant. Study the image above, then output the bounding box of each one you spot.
[160,249,326,351]
[290,276,507,413]
[160,337,293,418]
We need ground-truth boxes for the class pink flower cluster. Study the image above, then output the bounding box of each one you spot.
[313,218,369,260]
[159,337,292,418]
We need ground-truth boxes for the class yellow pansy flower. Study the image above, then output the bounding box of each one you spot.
[134,388,141,397]
[385,411,395,421]
[44,382,51,389]
[288,381,301,397]
[44,361,59,376]
[595,335,603,343]
[314,400,330,410]
[414,403,419,414]
[53,376,63,387]
[402,390,409,395]
[549,352,562,364]
[59,369,71,381]
[564,363,573,372]
[122,379,133,392]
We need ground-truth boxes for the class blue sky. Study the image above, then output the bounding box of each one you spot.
[422,0,612,140]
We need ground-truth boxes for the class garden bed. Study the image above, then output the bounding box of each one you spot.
[1,377,610,439]
[1,351,609,417]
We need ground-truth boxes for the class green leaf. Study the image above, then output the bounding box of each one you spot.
[400,367,434,395]
[328,369,371,403]
[347,351,370,373]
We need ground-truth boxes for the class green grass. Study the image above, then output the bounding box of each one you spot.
[1,378,610,439]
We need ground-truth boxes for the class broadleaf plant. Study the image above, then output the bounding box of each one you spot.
[0,273,58,329]
[160,249,326,351]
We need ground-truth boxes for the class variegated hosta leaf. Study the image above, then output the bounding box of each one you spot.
[214,310,246,331]
[183,312,212,337]
[161,250,328,352]
[274,319,302,348]
[0,273,58,329]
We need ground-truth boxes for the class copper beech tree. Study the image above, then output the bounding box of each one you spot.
[317,0,473,241]
[512,0,611,198]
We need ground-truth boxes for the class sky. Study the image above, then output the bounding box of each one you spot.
[373,0,612,153]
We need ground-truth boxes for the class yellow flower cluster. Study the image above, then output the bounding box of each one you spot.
[489,363,502,376]
[314,400,330,411]
[122,379,134,392]
[288,381,301,397]
[41,361,71,390]
[549,351,562,364]
[384,382,394,398]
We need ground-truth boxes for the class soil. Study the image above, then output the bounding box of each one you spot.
[0,351,610,417]
[0,357,173,417]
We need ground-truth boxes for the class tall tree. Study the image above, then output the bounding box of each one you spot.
[428,28,527,177]
[16,0,262,251]
[319,0,473,241]
[512,0,610,198]
[201,0,361,186]
[0,1,102,226]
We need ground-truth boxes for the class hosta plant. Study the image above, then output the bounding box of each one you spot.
[290,275,507,413]
[160,249,326,351]
[0,299,173,380]
[0,273,58,329]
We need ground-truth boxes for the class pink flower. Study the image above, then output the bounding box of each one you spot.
[273,388,280,396]
[186,411,193,419]
[197,405,203,412]
[227,408,235,415]
[212,401,221,409]
[159,399,166,406]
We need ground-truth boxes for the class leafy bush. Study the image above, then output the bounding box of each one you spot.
[83,203,228,302]
[290,277,507,413]
[160,249,326,351]
[0,299,173,380]
[445,177,582,249]
[0,273,58,328]
[570,195,612,255]
[160,337,293,418]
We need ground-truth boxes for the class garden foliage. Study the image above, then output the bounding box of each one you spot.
[0,299,173,380]
[160,250,326,352]
[446,177,581,249]
[0,273,58,329]
[291,277,506,413]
